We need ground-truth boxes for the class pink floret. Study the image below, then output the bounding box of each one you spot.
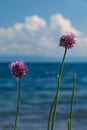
[10,61,28,78]
[59,33,76,49]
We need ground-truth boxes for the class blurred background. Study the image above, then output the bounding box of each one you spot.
[0,0,87,130]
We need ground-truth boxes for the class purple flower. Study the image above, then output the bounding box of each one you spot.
[10,61,28,78]
[59,33,76,49]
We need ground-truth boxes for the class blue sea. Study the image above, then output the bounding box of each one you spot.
[0,62,87,130]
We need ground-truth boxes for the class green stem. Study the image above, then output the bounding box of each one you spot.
[14,78,21,130]
[47,48,67,130]
[69,74,76,130]
[68,118,71,130]
[47,90,57,130]
[51,76,60,130]
[59,48,67,81]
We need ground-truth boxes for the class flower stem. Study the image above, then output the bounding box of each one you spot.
[14,78,20,130]
[51,76,60,130]
[69,74,76,130]
[47,101,54,130]
[68,118,71,130]
[47,90,57,130]
[47,48,67,130]
[59,48,67,81]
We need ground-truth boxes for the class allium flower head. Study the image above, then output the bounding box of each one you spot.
[59,33,76,49]
[10,61,28,78]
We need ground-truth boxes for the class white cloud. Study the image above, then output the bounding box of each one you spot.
[25,15,47,31]
[0,13,87,58]
[50,14,80,36]
[13,23,24,31]
[13,15,47,32]
[0,28,15,39]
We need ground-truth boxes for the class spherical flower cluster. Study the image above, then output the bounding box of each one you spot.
[10,61,28,78]
[59,33,76,49]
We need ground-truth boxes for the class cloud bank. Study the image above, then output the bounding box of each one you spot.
[0,13,87,58]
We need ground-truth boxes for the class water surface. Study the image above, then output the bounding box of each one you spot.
[0,62,87,130]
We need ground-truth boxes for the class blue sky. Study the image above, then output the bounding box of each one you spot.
[0,0,87,59]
